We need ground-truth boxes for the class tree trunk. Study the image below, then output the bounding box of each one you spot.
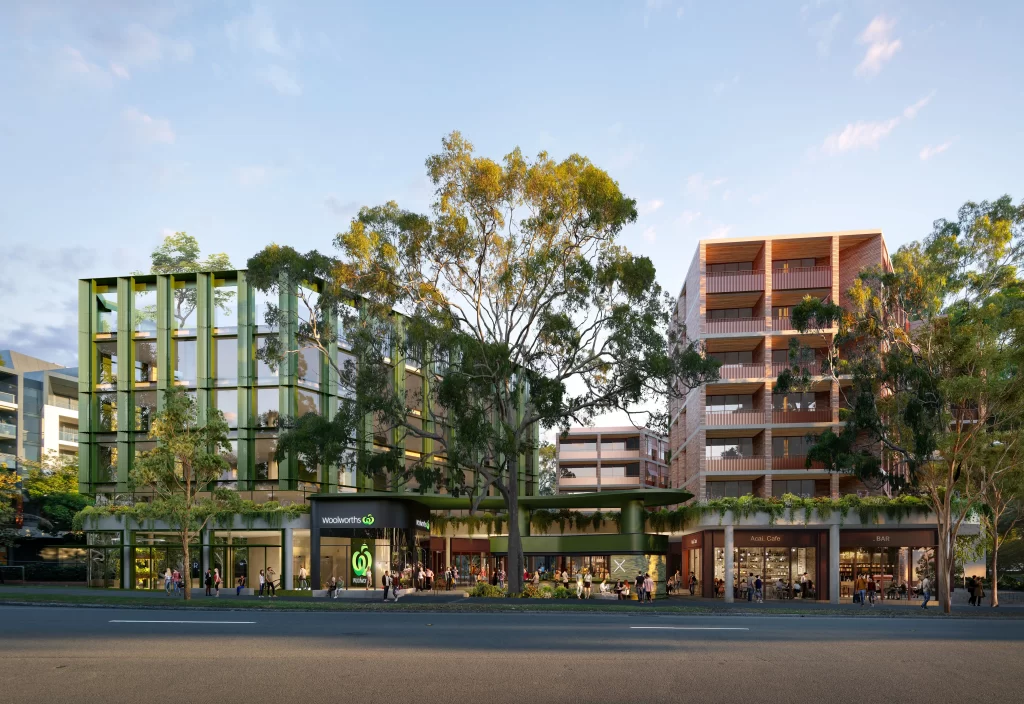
[937,525,952,614]
[991,533,1000,607]
[506,466,525,595]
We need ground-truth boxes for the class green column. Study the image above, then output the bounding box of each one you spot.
[620,499,646,535]
[115,277,132,487]
[278,278,297,489]
[155,275,172,408]
[196,273,212,427]
[236,272,253,489]
[78,280,93,493]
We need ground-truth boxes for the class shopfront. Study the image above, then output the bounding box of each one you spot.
[310,496,431,591]
[839,529,937,600]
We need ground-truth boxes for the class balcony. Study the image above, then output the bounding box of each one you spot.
[705,410,765,426]
[600,449,641,460]
[47,395,78,411]
[558,476,599,488]
[59,428,79,443]
[0,452,16,468]
[772,455,826,470]
[601,476,642,487]
[0,422,16,438]
[717,363,765,380]
[770,361,822,377]
[0,392,16,408]
[771,409,833,424]
[772,266,832,290]
[705,457,765,472]
[705,317,765,335]
[706,270,765,294]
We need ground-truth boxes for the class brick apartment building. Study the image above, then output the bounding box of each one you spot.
[556,426,669,494]
[668,230,893,502]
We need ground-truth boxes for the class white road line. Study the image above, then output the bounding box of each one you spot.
[109,620,256,624]
[629,626,749,630]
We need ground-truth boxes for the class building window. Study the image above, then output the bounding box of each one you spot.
[707,480,754,499]
[772,479,816,498]
[133,284,157,333]
[213,279,238,333]
[705,438,754,459]
[296,388,319,417]
[96,393,117,432]
[405,372,423,414]
[170,279,198,333]
[708,262,754,274]
[215,389,238,428]
[215,337,238,386]
[709,350,753,365]
[772,258,817,271]
[220,440,238,484]
[134,340,157,384]
[97,442,118,482]
[254,288,278,331]
[256,336,278,384]
[772,392,817,411]
[254,438,278,481]
[560,465,597,478]
[707,307,754,319]
[255,388,279,428]
[174,339,197,385]
[96,287,117,333]
[560,440,596,452]
[706,394,754,412]
[96,341,118,386]
[134,391,157,433]
[297,346,320,388]
[772,436,817,457]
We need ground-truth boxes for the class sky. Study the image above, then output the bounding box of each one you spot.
[1,0,1022,372]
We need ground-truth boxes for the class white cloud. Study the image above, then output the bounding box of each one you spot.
[903,91,935,120]
[920,140,953,160]
[110,62,130,79]
[642,226,657,243]
[821,93,934,155]
[675,210,701,227]
[237,166,269,186]
[226,6,289,57]
[677,7,685,19]
[639,199,664,216]
[57,46,108,83]
[122,107,175,144]
[325,196,360,217]
[855,15,902,77]
[266,65,301,96]
[686,173,727,200]
[811,13,842,56]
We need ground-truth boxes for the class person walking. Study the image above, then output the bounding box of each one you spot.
[258,569,266,598]
[497,567,506,591]
[236,574,246,596]
[381,570,391,602]
[583,571,593,599]
[973,577,984,607]
[635,571,645,603]
[644,573,654,602]
[204,569,213,597]
[867,576,877,606]
[532,570,540,586]
[298,565,308,590]
[754,575,763,603]
[163,568,173,596]
[919,576,931,609]
[214,567,222,597]
[966,576,977,606]
[172,567,182,596]
[266,567,277,597]
[561,569,570,591]
[854,573,867,606]
[392,571,401,600]
[689,573,698,596]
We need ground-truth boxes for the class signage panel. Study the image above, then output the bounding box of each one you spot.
[350,538,374,587]
[734,530,820,547]
[839,529,937,548]
[312,498,430,531]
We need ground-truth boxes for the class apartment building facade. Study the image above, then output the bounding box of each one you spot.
[0,350,79,473]
[668,230,893,502]
[556,426,669,494]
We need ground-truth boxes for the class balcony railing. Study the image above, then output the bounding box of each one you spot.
[771,409,833,424]
[772,455,826,470]
[0,422,16,438]
[47,395,78,410]
[705,317,766,334]
[772,266,832,290]
[0,392,16,405]
[706,270,765,294]
[59,428,79,442]
[557,476,599,488]
[600,476,641,486]
[0,452,16,468]
[773,316,793,331]
[770,361,821,377]
[717,363,765,380]
[705,410,765,426]
[705,457,765,472]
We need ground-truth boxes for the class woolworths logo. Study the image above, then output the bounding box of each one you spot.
[321,513,375,526]
[352,543,373,577]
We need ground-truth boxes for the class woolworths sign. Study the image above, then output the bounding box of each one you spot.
[350,539,374,587]
[321,514,375,526]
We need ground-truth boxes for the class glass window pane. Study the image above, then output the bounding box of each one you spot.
[174,340,197,385]
[256,337,278,383]
[96,341,118,386]
[134,340,157,384]
[213,280,238,332]
[215,389,238,428]
[96,288,117,333]
[215,338,237,385]
[298,346,320,387]
[133,285,157,333]
[97,393,118,431]
[255,438,278,481]
[254,289,277,331]
[171,280,198,333]
[98,442,118,482]
[256,388,279,427]
[134,391,157,432]
[220,440,238,484]
[296,388,319,418]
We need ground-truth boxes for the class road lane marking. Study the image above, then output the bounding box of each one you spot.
[109,620,256,624]
[629,626,749,630]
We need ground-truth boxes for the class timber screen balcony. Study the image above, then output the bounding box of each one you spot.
[706,270,765,294]
[772,266,832,290]
[706,457,765,472]
[771,409,832,423]
[770,361,821,377]
[772,455,826,470]
[705,317,765,334]
[705,410,765,426]
[717,364,765,380]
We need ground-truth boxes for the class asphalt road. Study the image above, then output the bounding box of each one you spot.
[2,606,1022,703]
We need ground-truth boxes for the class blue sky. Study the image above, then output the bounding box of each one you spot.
[1,0,1022,367]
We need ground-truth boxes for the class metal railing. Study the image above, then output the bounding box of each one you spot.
[705,457,765,472]
[705,410,765,426]
[0,391,16,405]
[772,265,832,290]
[705,317,765,334]
[47,395,78,410]
[59,428,79,442]
[0,422,16,437]
[706,269,765,294]
[772,455,826,470]
[771,409,833,424]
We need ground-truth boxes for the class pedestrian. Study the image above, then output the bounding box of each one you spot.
[236,574,246,596]
[382,570,391,601]
[746,572,755,602]
[635,571,645,603]
[214,568,222,597]
[919,576,931,609]
[561,569,570,591]
[966,576,976,606]
[974,577,985,607]
[614,580,623,600]
[266,567,277,597]
[532,570,540,586]
[689,573,697,596]
[392,571,401,600]
[497,567,505,591]
[204,569,213,597]
[258,569,266,598]
[299,565,308,590]
[855,573,866,606]
[867,576,877,606]
[327,575,337,599]
[163,568,173,596]
[644,573,654,602]
[584,571,593,599]
[754,575,763,603]
[172,567,181,596]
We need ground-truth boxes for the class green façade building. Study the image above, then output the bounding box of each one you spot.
[76,269,686,593]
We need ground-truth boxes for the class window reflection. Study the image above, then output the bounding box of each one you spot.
[171,279,198,333]
[96,342,118,386]
[297,346,320,387]
[255,438,278,481]
[215,337,237,386]
[213,280,238,332]
[256,336,278,383]
[296,388,319,417]
[134,340,157,384]
[96,287,117,333]
[215,389,238,428]
[98,442,118,482]
[256,388,279,427]
[174,339,197,385]
[133,285,157,333]
[97,393,117,431]
[134,391,157,432]
[220,440,239,485]
[254,289,277,331]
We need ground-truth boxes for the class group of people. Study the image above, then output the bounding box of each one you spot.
[709,572,813,600]
[612,571,656,602]
[966,575,986,606]
[665,571,699,596]
[161,568,183,596]
[853,574,880,606]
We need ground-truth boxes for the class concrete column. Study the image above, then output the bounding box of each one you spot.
[724,523,734,603]
[122,530,132,590]
[201,530,210,580]
[283,527,294,591]
[829,523,840,604]
[830,474,840,499]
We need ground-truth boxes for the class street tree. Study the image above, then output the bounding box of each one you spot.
[789,196,1024,613]
[977,434,1024,606]
[135,231,234,328]
[248,132,718,593]
[538,442,557,496]
[131,386,231,600]
[20,451,91,532]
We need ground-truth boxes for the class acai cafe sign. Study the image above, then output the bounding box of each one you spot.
[350,538,374,587]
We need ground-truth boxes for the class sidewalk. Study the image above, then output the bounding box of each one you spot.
[0,584,468,604]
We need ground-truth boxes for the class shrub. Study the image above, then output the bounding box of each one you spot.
[468,582,506,598]
[552,586,571,599]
